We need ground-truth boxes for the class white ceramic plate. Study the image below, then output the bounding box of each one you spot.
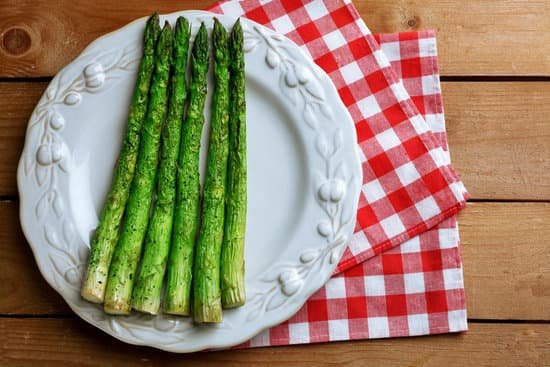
[17,10,361,352]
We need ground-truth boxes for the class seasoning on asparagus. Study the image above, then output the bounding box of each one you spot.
[164,22,209,316]
[131,17,190,315]
[80,13,160,304]
[221,19,247,309]
[192,19,230,323]
[103,22,173,315]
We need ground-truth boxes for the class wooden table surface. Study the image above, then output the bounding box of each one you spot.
[1,1,549,365]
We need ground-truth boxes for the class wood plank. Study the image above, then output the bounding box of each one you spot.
[2,82,550,199]
[0,82,46,197]
[357,0,550,76]
[0,200,69,314]
[443,82,550,200]
[0,320,549,366]
[2,201,549,320]
[458,203,550,320]
[0,0,549,77]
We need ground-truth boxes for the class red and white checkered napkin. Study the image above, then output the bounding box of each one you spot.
[208,0,469,346]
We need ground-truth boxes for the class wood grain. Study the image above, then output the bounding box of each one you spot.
[0,82,46,197]
[357,0,550,76]
[459,203,550,320]
[1,0,549,364]
[0,200,69,314]
[0,319,549,366]
[0,0,549,77]
[2,201,549,320]
[2,82,550,199]
[444,82,550,200]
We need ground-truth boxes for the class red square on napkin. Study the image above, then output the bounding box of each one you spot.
[208,0,468,346]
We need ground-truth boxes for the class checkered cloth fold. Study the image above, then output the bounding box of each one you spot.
[207,0,468,346]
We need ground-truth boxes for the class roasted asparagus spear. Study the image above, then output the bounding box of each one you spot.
[81,13,161,303]
[103,22,173,315]
[220,19,247,309]
[131,17,190,315]
[164,22,209,315]
[193,19,230,323]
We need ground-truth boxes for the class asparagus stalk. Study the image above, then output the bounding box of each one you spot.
[221,19,247,309]
[164,22,209,315]
[131,17,190,315]
[80,13,160,303]
[192,19,230,323]
[103,22,173,315]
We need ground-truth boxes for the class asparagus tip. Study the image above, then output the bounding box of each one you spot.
[231,18,243,47]
[196,22,207,39]
[192,22,209,63]
[213,18,228,53]
[175,16,190,30]
[233,18,241,30]
[147,12,160,26]
[198,21,207,36]
[143,11,161,44]
[213,18,226,33]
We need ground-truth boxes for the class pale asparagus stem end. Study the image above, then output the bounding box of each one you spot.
[193,303,223,324]
[81,266,108,303]
[104,300,132,315]
[222,287,246,309]
[80,286,104,304]
[163,307,191,317]
[132,302,160,315]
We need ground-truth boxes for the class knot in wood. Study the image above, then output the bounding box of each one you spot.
[407,16,421,29]
[2,27,31,55]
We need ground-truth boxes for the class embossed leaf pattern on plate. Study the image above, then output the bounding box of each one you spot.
[243,25,355,321]
[244,26,331,129]
[24,44,140,300]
